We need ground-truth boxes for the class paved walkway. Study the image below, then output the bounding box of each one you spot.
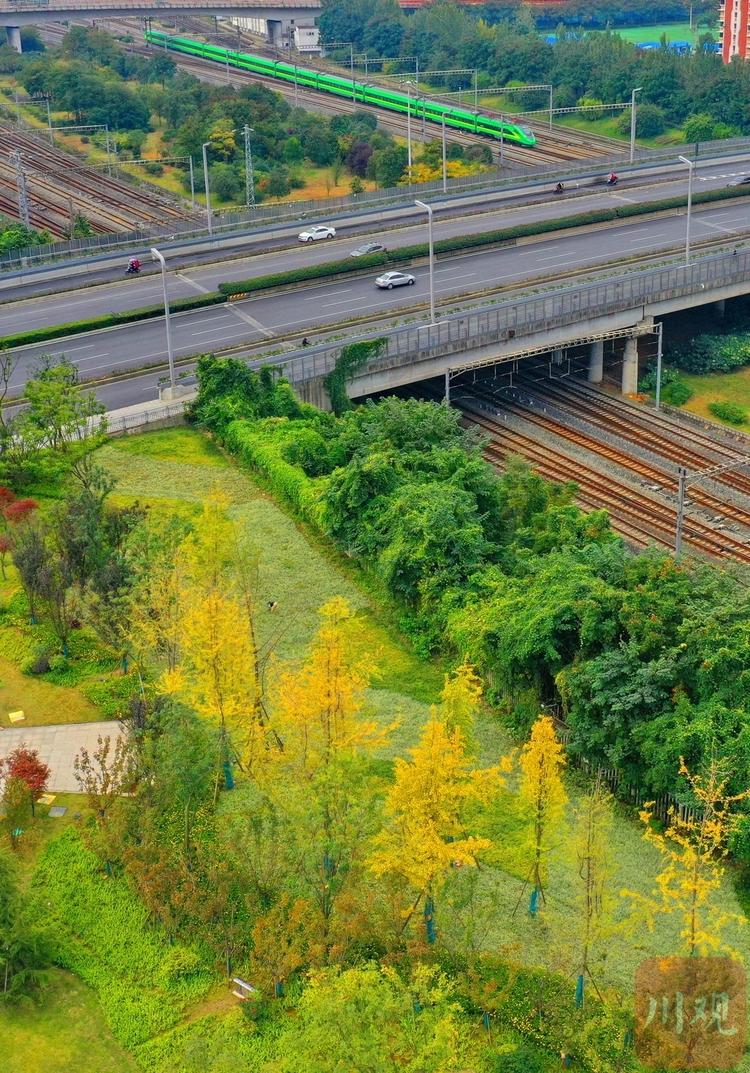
[0,720,123,792]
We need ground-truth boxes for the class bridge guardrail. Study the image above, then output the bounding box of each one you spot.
[3,134,750,277]
[261,247,750,385]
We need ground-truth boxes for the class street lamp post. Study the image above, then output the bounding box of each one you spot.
[629,86,642,163]
[678,154,694,264]
[201,140,213,235]
[415,199,435,325]
[150,248,176,394]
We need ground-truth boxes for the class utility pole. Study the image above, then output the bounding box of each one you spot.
[406,83,412,178]
[441,114,447,194]
[654,320,664,411]
[674,455,750,555]
[10,150,29,227]
[674,466,688,557]
[188,155,196,208]
[243,124,255,207]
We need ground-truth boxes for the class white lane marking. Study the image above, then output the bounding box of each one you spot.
[0,288,165,324]
[191,324,255,338]
[320,297,372,308]
[227,303,276,338]
[696,220,740,235]
[433,270,476,280]
[176,273,211,295]
[304,288,353,301]
[48,343,97,353]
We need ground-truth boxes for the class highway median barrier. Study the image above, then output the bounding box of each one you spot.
[4,184,749,351]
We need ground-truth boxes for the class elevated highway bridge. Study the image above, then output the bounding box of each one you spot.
[0,0,319,49]
[276,248,750,409]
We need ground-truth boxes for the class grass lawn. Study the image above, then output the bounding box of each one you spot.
[679,366,750,428]
[610,21,712,45]
[0,969,139,1073]
[0,655,98,728]
[100,428,448,749]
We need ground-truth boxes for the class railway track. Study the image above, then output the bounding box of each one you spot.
[0,123,189,236]
[469,383,750,533]
[461,405,750,561]
[513,375,750,499]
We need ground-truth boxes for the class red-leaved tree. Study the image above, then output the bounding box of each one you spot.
[3,498,38,526]
[3,746,51,815]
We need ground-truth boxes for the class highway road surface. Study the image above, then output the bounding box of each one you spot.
[5,196,749,403]
[3,159,750,338]
[3,151,750,307]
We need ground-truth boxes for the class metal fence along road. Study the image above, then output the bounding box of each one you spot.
[266,247,750,386]
[3,135,750,275]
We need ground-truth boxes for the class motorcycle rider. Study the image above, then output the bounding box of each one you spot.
[607,172,618,186]
[555,182,565,193]
[127,256,141,274]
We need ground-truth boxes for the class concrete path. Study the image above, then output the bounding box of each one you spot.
[0,720,123,792]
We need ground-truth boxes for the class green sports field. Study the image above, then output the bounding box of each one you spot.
[608,21,710,44]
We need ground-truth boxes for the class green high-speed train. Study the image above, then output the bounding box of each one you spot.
[143,30,538,147]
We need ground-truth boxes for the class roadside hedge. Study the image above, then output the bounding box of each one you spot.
[1,292,223,350]
[222,417,323,522]
[4,183,748,352]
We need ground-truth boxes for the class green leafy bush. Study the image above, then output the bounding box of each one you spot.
[674,333,750,375]
[639,366,693,405]
[708,400,747,425]
[31,830,212,1048]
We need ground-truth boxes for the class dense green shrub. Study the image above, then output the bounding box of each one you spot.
[194,368,750,814]
[639,366,694,405]
[673,332,750,375]
[31,830,212,1048]
[708,400,747,424]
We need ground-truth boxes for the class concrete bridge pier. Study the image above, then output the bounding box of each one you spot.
[587,340,604,383]
[621,335,640,395]
[5,25,22,52]
[713,298,726,320]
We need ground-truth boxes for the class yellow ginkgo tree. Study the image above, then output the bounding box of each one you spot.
[514,712,567,916]
[369,665,503,943]
[260,596,388,960]
[626,757,750,957]
[159,491,265,786]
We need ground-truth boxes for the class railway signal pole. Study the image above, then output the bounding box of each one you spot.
[10,151,29,227]
[243,125,255,208]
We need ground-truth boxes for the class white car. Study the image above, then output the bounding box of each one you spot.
[298,224,336,243]
[375,270,416,290]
